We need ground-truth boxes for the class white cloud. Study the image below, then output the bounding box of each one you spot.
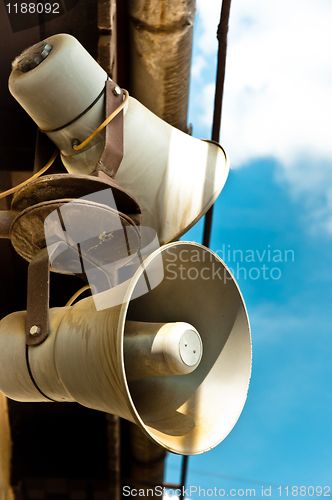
[192,0,332,233]
[191,55,207,79]
[195,0,221,54]
[199,82,215,127]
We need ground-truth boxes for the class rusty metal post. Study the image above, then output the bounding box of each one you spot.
[98,0,118,80]
[107,414,121,500]
[203,0,232,248]
[126,423,166,500]
[0,212,17,239]
[127,0,196,132]
[179,455,189,500]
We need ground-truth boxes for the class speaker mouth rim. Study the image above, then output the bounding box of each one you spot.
[164,147,230,246]
[117,240,252,456]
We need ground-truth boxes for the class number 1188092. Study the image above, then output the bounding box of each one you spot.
[277,487,330,497]
[6,3,60,14]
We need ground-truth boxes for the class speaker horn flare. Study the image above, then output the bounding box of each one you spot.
[9,34,229,244]
[0,242,251,455]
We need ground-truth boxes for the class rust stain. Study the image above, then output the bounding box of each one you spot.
[160,0,165,28]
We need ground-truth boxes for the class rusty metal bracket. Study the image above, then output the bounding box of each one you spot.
[26,242,67,346]
[0,210,18,238]
[26,247,51,346]
[93,79,124,178]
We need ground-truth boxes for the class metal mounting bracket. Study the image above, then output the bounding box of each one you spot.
[26,242,68,346]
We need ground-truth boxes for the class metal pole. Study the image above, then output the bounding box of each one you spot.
[203,0,232,248]
[179,455,189,500]
[107,414,121,500]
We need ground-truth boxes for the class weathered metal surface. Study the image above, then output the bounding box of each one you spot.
[10,199,74,263]
[0,242,251,455]
[0,211,18,239]
[127,423,166,500]
[0,0,99,172]
[10,199,140,270]
[9,34,108,133]
[94,79,124,178]
[128,0,196,131]
[106,414,121,500]
[9,33,228,245]
[15,42,53,73]
[0,0,122,494]
[11,173,141,220]
[112,99,229,245]
[98,0,118,80]
[9,170,142,277]
[26,247,51,347]
[0,0,227,492]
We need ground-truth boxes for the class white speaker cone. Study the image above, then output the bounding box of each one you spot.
[0,242,251,455]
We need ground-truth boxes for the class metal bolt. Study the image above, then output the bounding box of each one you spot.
[30,325,41,336]
[112,86,121,96]
[17,42,53,73]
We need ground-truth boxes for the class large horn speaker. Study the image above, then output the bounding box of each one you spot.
[9,34,229,244]
[0,242,251,455]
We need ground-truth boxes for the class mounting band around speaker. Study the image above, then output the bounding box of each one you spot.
[25,345,55,402]
[39,85,106,133]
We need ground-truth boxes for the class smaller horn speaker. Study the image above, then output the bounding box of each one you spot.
[9,34,229,245]
[0,242,251,455]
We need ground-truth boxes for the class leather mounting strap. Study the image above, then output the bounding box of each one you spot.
[91,81,142,227]
[95,79,124,178]
[26,242,68,346]
[26,247,50,346]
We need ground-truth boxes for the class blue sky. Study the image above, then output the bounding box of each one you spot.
[165,0,332,497]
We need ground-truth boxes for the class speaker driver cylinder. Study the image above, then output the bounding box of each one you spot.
[124,321,203,381]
